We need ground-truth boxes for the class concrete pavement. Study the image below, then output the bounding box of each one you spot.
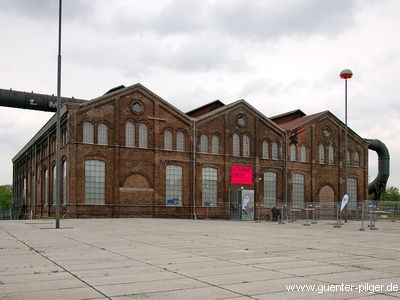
[1,218,399,299]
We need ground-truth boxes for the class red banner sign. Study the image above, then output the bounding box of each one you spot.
[231,165,253,184]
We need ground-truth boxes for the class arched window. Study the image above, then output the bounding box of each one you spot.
[138,123,148,148]
[354,151,360,167]
[125,122,135,147]
[293,173,305,208]
[62,160,67,205]
[243,134,250,157]
[83,122,94,143]
[264,172,277,207]
[166,165,182,206]
[232,133,240,156]
[262,141,269,159]
[85,160,105,205]
[346,150,351,166]
[98,123,108,145]
[52,165,57,205]
[319,144,325,164]
[290,144,297,161]
[347,178,358,210]
[202,167,218,207]
[211,135,219,154]
[200,134,208,153]
[300,145,307,162]
[44,169,49,205]
[164,130,173,150]
[272,142,278,160]
[328,144,334,164]
[176,131,185,151]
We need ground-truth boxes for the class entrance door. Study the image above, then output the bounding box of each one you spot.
[229,189,254,220]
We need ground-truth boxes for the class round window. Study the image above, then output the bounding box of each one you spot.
[132,102,142,113]
[237,115,246,127]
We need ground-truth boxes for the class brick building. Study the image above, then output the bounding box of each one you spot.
[12,83,369,219]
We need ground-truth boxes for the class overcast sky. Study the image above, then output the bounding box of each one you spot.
[0,0,399,190]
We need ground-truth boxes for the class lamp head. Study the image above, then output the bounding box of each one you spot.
[340,69,353,79]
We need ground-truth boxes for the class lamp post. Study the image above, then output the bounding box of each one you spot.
[340,69,353,223]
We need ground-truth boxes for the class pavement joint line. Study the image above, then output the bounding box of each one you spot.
[0,226,112,300]
[58,230,259,299]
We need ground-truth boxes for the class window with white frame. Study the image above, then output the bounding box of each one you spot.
[354,151,360,167]
[176,131,185,151]
[52,165,56,205]
[292,173,305,208]
[98,123,108,145]
[328,144,334,164]
[125,121,135,147]
[138,123,148,148]
[166,165,182,206]
[233,133,240,156]
[164,130,173,150]
[243,134,250,157]
[347,150,351,166]
[290,144,297,161]
[272,142,278,160]
[83,122,94,143]
[262,141,269,159]
[200,134,208,153]
[62,160,67,205]
[211,135,219,154]
[300,145,307,162]
[347,178,358,210]
[202,167,218,207]
[44,169,49,205]
[264,172,277,208]
[319,144,325,164]
[85,160,105,205]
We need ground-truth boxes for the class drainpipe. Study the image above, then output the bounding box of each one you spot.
[192,119,197,219]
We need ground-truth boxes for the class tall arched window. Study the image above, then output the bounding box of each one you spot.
[98,123,108,145]
[62,160,67,205]
[138,123,148,148]
[164,130,173,150]
[200,134,208,153]
[346,150,351,166]
[264,172,277,207]
[243,134,250,157]
[202,167,218,207]
[272,142,278,160]
[211,135,219,154]
[262,141,269,159]
[354,151,360,167]
[83,122,94,143]
[52,165,57,205]
[85,160,105,205]
[166,165,182,206]
[290,144,297,161]
[44,169,49,205]
[347,178,358,210]
[319,144,325,164]
[125,122,135,147]
[176,131,185,151]
[233,133,240,156]
[300,145,307,162]
[328,144,334,164]
[293,173,305,208]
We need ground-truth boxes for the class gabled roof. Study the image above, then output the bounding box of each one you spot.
[276,111,328,131]
[186,100,225,117]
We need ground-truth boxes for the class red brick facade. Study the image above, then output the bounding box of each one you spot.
[12,84,369,219]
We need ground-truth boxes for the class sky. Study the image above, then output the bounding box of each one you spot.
[0,0,399,189]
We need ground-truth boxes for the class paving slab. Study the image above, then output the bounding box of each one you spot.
[1,218,399,299]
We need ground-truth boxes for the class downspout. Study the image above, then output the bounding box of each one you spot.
[284,130,288,207]
[192,119,197,219]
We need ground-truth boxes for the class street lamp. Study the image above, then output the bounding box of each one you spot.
[340,69,353,223]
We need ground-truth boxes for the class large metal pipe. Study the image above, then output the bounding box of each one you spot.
[0,88,86,112]
[365,138,390,199]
